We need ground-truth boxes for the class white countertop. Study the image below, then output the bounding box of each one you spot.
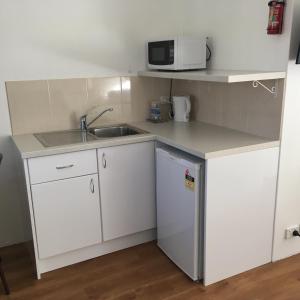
[12,121,280,160]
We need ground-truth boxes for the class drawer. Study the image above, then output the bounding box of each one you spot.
[28,150,97,184]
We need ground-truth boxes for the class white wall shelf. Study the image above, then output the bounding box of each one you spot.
[138,70,286,83]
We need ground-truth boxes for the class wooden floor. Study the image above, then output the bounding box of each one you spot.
[0,242,300,300]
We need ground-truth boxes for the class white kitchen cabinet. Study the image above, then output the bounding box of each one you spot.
[98,142,156,241]
[31,174,102,259]
[204,147,279,285]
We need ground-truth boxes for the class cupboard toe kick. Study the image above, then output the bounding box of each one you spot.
[23,143,156,278]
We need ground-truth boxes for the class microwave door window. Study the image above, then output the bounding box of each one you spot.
[152,48,166,63]
[149,41,174,65]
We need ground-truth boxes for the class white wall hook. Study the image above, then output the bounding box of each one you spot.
[252,80,277,97]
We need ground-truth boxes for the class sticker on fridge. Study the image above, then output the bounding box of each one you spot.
[185,169,195,191]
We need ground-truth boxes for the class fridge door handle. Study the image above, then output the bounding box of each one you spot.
[90,178,95,194]
[102,153,107,168]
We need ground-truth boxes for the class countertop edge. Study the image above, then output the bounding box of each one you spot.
[204,140,280,159]
[13,134,156,159]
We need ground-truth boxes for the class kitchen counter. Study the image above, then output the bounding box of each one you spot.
[133,121,280,159]
[12,121,280,160]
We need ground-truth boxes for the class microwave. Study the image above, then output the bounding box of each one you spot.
[147,36,207,71]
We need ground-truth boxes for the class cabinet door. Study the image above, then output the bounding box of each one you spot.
[98,142,156,241]
[32,174,102,259]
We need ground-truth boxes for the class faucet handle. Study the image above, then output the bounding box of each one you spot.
[80,114,88,131]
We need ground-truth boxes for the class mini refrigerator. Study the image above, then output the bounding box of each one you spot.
[156,146,205,281]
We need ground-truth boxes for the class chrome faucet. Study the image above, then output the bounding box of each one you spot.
[80,108,114,131]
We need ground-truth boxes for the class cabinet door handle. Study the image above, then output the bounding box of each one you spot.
[90,178,95,194]
[56,164,74,170]
[102,153,107,168]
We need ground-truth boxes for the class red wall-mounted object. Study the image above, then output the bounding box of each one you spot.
[267,0,285,34]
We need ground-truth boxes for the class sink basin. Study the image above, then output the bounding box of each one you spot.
[34,125,146,147]
[88,124,145,138]
[35,130,97,148]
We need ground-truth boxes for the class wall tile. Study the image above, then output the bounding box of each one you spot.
[222,83,248,133]
[129,77,171,121]
[124,77,148,122]
[120,77,137,122]
[173,80,224,125]
[121,77,132,104]
[120,103,134,123]
[87,77,121,108]
[244,80,283,140]
[173,79,284,139]
[84,77,123,126]
[6,80,52,135]
[48,78,88,131]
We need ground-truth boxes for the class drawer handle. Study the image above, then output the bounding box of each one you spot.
[56,164,74,170]
[90,178,95,194]
[102,153,107,169]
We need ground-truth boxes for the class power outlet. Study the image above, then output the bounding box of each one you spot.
[285,225,300,239]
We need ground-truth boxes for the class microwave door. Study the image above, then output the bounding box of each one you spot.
[148,40,174,66]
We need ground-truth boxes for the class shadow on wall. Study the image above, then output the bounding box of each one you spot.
[10,0,186,76]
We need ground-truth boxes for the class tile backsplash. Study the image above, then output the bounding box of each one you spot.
[6,77,171,135]
[173,79,284,140]
[6,76,284,140]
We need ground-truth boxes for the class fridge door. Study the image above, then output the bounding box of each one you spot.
[156,147,203,281]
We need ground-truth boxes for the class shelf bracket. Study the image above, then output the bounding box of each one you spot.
[252,80,277,97]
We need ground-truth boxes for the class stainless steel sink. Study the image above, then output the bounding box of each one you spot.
[35,130,97,148]
[34,125,146,147]
[88,124,145,138]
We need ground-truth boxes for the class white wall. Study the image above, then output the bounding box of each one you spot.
[0,0,292,82]
[273,0,300,261]
[179,0,292,71]
[0,0,293,247]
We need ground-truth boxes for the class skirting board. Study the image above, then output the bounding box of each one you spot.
[37,229,156,279]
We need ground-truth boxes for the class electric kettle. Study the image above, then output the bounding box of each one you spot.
[173,96,191,122]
